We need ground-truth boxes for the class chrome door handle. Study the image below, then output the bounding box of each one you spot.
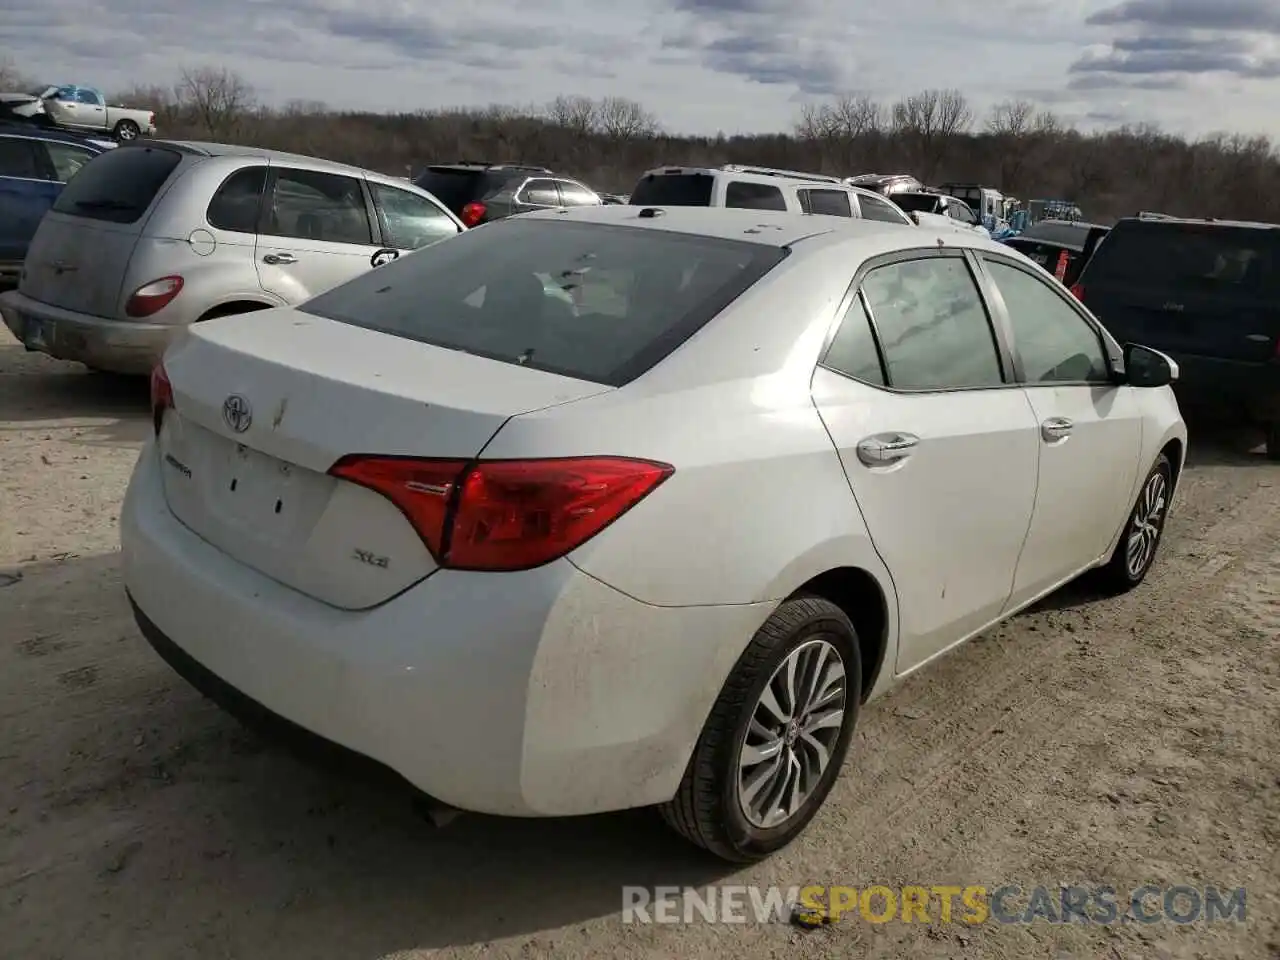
[856,433,919,466]
[1041,417,1073,441]
[262,252,297,265]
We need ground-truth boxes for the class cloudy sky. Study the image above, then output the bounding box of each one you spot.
[3,0,1279,137]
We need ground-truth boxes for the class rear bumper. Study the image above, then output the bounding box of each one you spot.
[0,288,173,374]
[121,442,768,817]
[1167,352,1280,420]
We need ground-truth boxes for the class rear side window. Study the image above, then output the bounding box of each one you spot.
[630,173,713,206]
[823,294,886,385]
[0,136,42,178]
[40,141,97,182]
[1083,221,1280,296]
[301,217,788,387]
[412,168,504,214]
[206,166,266,234]
[51,144,182,224]
[800,189,851,217]
[725,181,786,211]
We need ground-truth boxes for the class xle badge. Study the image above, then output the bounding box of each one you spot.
[353,549,389,569]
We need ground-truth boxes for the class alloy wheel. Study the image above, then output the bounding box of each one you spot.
[736,638,847,829]
[1126,470,1167,578]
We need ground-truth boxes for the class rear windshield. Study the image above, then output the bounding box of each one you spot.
[630,173,714,207]
[890,194,940,214]
[301,217,787,387]
[412,168,505,214]
[1084,221,1280,295]
[51,144,181,224]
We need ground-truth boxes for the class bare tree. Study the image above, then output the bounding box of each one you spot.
[987,99,1036,137]
[796,94,884,140]
[596,96,658,139]
[175,66,255,140]
[545,95,597,136]
[891,88,972,178]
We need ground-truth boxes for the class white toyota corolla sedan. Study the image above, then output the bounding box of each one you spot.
[121,205,1187,863]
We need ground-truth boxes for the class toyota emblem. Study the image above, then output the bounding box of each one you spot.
[222,394,252,433]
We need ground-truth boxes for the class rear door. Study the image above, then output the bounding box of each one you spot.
[255,166,384,303]
[0,135,58,264]
[1078,220,1280,363]
[811,249,1040,672]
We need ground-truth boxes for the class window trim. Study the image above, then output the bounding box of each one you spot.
[257,166,383,247]
[369,178,463,248]
[971,251,1122,387]
[817,247,1018,395]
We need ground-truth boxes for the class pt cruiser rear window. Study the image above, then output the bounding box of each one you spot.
[52,144,182,224]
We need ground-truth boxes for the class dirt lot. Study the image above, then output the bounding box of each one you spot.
[2,326,1278,960]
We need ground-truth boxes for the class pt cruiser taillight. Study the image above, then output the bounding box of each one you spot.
[126,276,184,318]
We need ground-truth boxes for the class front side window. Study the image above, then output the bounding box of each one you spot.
[370,182,461,248]
[725,181,787,211]
[556,181,600,206]
[858,194,911,224]
[860,256,1004,390]
[264,168,373,246]
[41,141,97,182]
[983,259,1110,383]
[301,217,787,386]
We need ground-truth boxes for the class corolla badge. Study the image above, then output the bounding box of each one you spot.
[222,394,252,433]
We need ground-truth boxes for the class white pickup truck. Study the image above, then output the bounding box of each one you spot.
[17,85,156,142]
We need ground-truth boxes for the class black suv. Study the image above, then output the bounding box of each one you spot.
[1073,215,1280,457]
[412,162,602,227]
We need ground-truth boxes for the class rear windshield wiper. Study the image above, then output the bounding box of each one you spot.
[73,199,139,211]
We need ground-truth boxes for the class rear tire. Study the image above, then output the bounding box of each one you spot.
[1092,453,1173,594]
[659,595,862,863]
[113,119,140,141]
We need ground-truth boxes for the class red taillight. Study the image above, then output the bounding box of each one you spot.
[126,276,184,317]
[329,455,674,571]
[459,202,486,227]
[149,362,173,436]
[1069,282,1084,301]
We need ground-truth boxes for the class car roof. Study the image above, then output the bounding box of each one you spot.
[1113,215,1280,232]
[0,121,111,149]
[515,203,1003,254]
[147,140,381,178]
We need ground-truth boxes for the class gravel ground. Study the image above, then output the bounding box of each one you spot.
[2,327,1278,960]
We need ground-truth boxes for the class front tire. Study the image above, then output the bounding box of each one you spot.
[114,119,140,141]
[659,595,861,863]
[1093,453,1173,594]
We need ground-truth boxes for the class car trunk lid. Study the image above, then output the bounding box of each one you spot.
[156,310,611,609]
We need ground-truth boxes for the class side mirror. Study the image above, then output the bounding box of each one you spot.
[1123,343,1178,388]
[370,248,399,268]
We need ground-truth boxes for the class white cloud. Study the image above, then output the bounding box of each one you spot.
[0,0,1277,137]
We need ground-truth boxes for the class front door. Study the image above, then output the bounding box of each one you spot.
[255,166,383,303]
[976,254,1144,608]
[811,250,1041,672]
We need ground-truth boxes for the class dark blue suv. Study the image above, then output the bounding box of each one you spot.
[0,123,112,285]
